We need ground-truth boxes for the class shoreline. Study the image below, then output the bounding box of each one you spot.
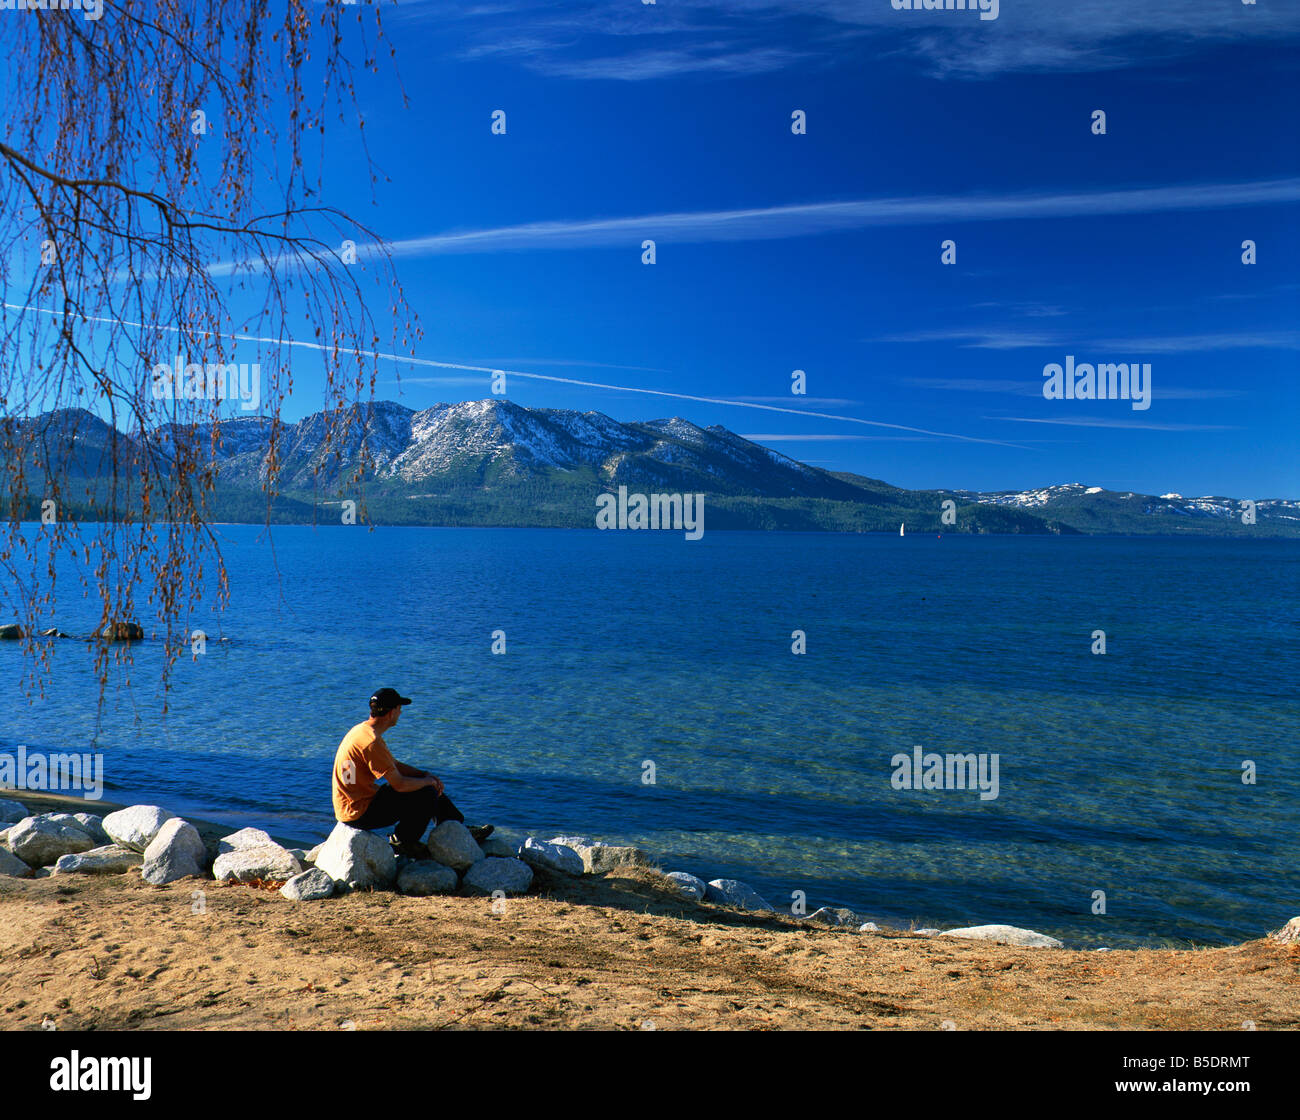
[2,810,1297,1030]
[2,790,1297,1030]
[0,788,1290,956]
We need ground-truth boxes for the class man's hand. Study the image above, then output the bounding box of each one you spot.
[385,763,444,795]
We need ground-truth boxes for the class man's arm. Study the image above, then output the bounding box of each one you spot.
[385,763,443,795]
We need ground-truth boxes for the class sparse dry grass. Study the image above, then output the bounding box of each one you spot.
[1,862,1296,1031]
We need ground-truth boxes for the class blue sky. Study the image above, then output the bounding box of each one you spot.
[110,1,1300,496]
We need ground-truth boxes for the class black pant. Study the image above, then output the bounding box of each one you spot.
[347,784,464,845]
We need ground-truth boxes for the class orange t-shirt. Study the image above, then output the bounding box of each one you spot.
[332,721,397,822]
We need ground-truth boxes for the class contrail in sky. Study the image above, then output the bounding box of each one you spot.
[198,176,1300,275]
[2,301,1023,448]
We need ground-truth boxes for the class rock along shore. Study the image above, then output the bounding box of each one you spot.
[2,792,1295,951]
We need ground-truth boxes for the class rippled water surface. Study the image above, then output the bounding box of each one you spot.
[4,526,1297,948]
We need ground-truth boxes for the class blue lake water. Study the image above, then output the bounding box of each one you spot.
[3,526,1297,949]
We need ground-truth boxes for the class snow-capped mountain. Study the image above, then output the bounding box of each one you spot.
[6,401,1296,535]
[951,481,1300,525]
[194,398,867,500]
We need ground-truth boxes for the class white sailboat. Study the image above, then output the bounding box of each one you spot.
[899,522,905,537]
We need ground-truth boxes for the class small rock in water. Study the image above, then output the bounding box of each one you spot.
[462,856,533,896]
[396,860,459,896]
[663,871,707,900]
[95,620,144,641]
[939,924,1063,949]
[141,819,208,885]
[281,867,337,902]
[704,879,775,913]
[103,805,176,852]
[426,821,486,872]
[53,845,143,875]
[519,837,585,876]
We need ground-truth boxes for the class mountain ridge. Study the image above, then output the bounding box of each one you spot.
[3,400,1296,536]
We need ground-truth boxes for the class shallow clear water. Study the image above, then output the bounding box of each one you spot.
[3,526,1297,948]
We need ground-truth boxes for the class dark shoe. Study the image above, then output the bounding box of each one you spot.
[390,837,432,860]
[467,824,494,843]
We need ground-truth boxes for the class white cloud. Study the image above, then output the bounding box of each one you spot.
[996,416,1236,432]
[882,326,1300,352]
[395,0,1300,80]
[300,178,1299,266]
[739,433,932,441]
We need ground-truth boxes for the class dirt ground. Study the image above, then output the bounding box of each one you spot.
[2,862,1297,1031]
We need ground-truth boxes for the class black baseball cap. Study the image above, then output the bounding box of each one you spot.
[370,687,412,713]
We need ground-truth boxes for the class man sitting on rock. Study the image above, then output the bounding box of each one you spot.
[332,687,492,860]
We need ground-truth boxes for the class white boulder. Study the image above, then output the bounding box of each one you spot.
[216,827,277,855]
[663,871,708,900]
[313,823,396,891]
[548,834,594,851]
[704,879,775,913]
[426,821,485,872]
[141,819,208,885]
[805,907,861,927]
[0,846,32,877]
[211,844,301,883]
[53,845,143,875]
[478,835,516,859]
[280,867,337,902]
[7,814,95,867]
[519,837,584,876]
[72,814,110,844]
[1269,916,1300,945]
[102,805,175,852]
[939,924,1063,948]
[397,860,459,896]
[462,856,533,896]
[545,835,647,873]
[583,844,649,875]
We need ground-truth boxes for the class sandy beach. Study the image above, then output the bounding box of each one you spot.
[1,792,1296,1031]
